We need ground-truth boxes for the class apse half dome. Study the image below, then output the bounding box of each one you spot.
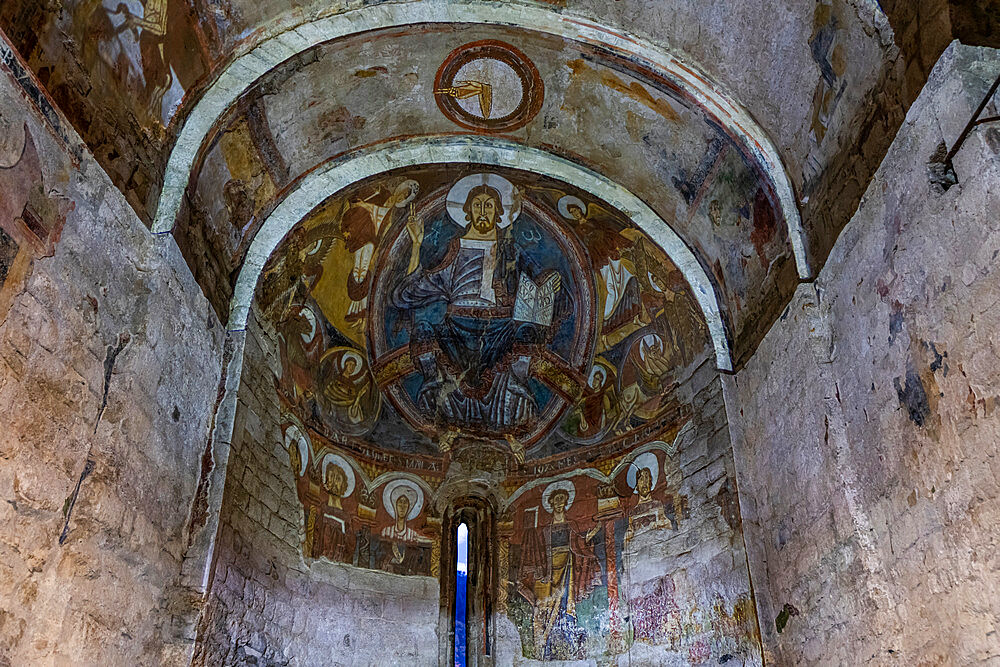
[259,164,710,470]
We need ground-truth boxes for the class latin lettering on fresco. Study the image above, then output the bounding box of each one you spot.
[285,424,438,578]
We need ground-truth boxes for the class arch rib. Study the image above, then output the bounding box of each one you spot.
[153,0,810,280]
[227,136,734,371]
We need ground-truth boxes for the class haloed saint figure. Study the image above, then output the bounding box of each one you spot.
[373,173,590,453]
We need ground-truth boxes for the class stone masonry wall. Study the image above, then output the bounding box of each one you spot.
[0,41,225,666]
[620,370,762,667]
[724,42,1000,665]
[195,310,440,666]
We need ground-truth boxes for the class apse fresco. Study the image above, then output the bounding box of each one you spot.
[284,422,761,662]
[269,164,759,661]
[259,164,708,465]
[178,25,796,361]
[0,0,215,216]
[285,424,440,578]
[500,445,686,661]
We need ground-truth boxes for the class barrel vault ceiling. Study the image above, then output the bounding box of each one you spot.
[2,0,994,372]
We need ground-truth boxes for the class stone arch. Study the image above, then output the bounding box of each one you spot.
[153,0,809,280]
[227,135,735,371]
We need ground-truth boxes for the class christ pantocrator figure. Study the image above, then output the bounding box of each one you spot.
[390,174,564,459]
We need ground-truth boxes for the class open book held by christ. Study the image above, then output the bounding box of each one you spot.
[514,272,560,326]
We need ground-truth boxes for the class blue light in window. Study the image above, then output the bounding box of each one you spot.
[455,522,468,667]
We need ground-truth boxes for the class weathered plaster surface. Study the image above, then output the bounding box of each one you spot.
[153,2,804,263]
[725,42,1000,665]
[178,23,798,365]
[3,0,951,369]
[0,42,225,665]
[196,310,440,665]
[495,365,761,666]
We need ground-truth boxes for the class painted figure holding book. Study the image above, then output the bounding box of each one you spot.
[382,172,588,452]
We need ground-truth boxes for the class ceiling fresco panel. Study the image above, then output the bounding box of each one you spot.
[0,0,215,215]
[0,0,909,367]
[258,164,710,468]
[1,0,915,295]
[177,24,797,363]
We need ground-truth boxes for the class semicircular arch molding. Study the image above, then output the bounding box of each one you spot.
[228,135,735,371]
[154,0,809,281]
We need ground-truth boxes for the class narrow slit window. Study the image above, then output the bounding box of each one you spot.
[455,521,468,667]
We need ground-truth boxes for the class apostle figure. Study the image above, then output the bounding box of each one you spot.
[624,452,673,543]
[284,425,311,487]
[312,455,356,563]
[390,174,566,441]
[517,481,603,660]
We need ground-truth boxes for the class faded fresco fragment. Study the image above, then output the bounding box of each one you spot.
[2,0,208,132]
[285,424,440,578]
[0,102,72,319]
[695,146,791,348]
[499,444,759,664]
[0,0,212,216]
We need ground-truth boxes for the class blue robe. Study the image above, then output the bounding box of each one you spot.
[391,234,542,431]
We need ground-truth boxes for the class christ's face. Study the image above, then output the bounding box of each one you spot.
[470,193,498,234]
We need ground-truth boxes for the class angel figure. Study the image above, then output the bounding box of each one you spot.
[257,220,335,324]
[621,233,704,367]
[276,304,323,403]
[565,361,619,439]
[340,179,419,325]
[557,196,642,346]
[319,348,376,427]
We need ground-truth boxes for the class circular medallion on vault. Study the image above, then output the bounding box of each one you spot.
[434,40,544,133]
